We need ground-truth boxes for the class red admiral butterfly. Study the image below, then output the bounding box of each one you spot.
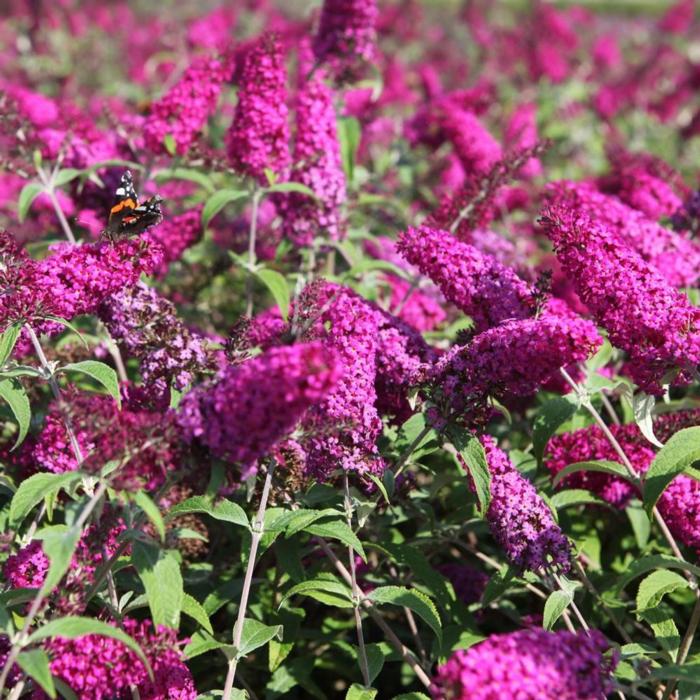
[105,170,163,239]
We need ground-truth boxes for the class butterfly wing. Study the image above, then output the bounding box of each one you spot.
[105,171,163,237]
[106,170,140,234]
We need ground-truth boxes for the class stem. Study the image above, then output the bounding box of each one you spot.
[83,477,174,602]
[0,481,107,694]
[662,595,700,700]
[244,189,262,317]
[559,369,692,574]
[392,276,419,317]
[6,679,25,700]
[573,560,633,644]
[451,539,577,634]
[37,166,77,245]
[344,474,370,687]
[394,425,432,479]
[402,607,428,664]
[222,462,276,700]
[97,320,128,383]
[599,392,621,426]
[552,572,590,634]
[317,538,432,689]
[26,325,84,465]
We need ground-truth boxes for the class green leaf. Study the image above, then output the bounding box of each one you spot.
[134,491,165,542]
[375,542,454,610]
[550,489,607,510]
[281,577,353,609]
[10,472,82,526]
[391,695,431,700]
[532,396,578,464]
[396,413,433,454]
[626,501,651,550]
[345,259,410,281]
[543,589,573,631]
[53,168,81,187]
[283,508,339,536]
[649,665,700,686]
[201,189,249,229]
[552,460,634,488]
[132,542,183,629]
[639,607,680,660]
[41,316,89,349]
[367,474,390,505]
[268,607,304,672]
[615,555,700,593]
[237,618,283,658]
[183,630,233,660]
[38,526,81,594]
[636,570,689,612]
[0,378,31,450]
[346,685,377,700]
[0,323,22,366]
[265,182,317,198]
[450,430,491,516]
[632,392,664,448]
[643,427,700,515]
[18,182,44,222]
[303,517,366,561]
[167,496,249,529]
[153,167,215,193]
[364,643,385,685]
[163,134,177,156]
[27,617,151,673]
[17,649,56,698]
[368,586,442,640]
[61,361,121,409]
[338,116,361,183]
[254,269,290,321]
[181,593,213,634]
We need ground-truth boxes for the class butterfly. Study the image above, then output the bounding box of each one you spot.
[104,170,163,239]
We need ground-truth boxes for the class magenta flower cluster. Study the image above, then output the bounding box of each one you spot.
[100,281,211,393]
[478,437,571,572]
[4,514,126,615]
[227,33,291,183]
[143,56,228,156]
[397,225,534,333]
[19,392,183,491]
[0,232,162,337]
[439,106,502,177]
[178,341,340,468]
[432,628,616,699]
[3,541,49,589]
[546,409,700,555]
[429,306,601,419]
[299,283,385,479]
[282,64,346,246]
[44,618,194,700]
[543,205,700,393]
[312,0,378,80]
[146,206,203,277]
[546,180,700,288]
